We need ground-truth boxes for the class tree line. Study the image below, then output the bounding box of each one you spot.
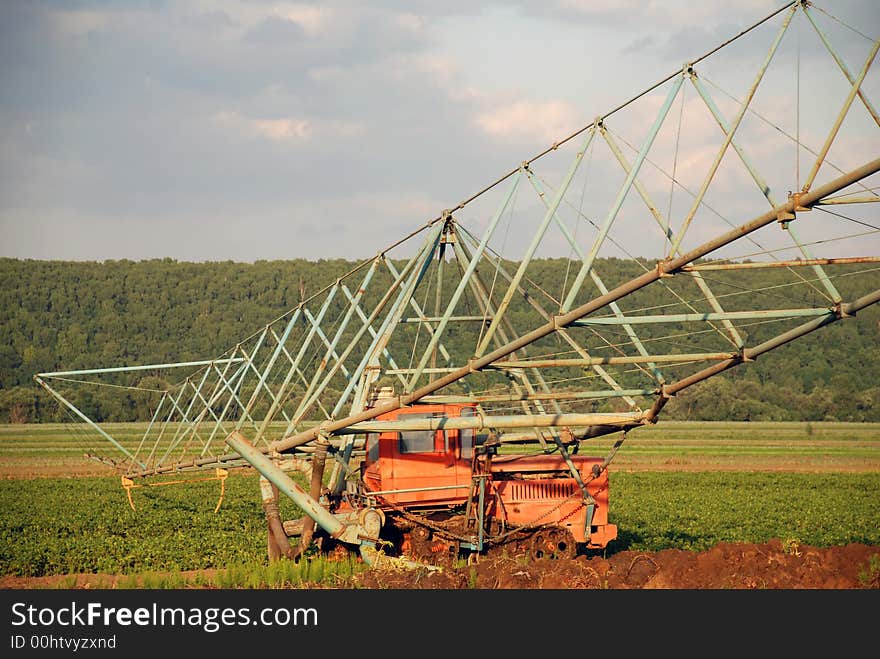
[1,256,878,423]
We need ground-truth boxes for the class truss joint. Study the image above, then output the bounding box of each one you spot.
[834,302,854,319]
[790,191,811,212]
[656,260,675,278]
[660,384,677,399]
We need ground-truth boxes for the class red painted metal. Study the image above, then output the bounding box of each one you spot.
[360,402,617,550]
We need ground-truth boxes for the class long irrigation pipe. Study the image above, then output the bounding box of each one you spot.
[115,157,880,479]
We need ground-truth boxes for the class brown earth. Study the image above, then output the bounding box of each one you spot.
[2,454,877,590]
[2,539,878,589]
[353,539,880,589]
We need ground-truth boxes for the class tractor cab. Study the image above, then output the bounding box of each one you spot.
[356,395,617,552]
[361,402,485,509]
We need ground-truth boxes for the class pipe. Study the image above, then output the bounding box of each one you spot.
[682,256,880,271]
[35,358,244,378]
[260,479,295,561]
[226,430,344,538]
[298,437,329,555]
[266,156,880,455]
[644,287,880,422]
[337,412,645,434]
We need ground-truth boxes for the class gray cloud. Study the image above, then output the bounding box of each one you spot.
[1,0,877,262]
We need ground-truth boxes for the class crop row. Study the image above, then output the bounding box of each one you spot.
[1,471,878,577]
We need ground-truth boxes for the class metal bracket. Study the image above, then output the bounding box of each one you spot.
[777,209,795,227]
[834,302,854,319]
[791,191,811,212]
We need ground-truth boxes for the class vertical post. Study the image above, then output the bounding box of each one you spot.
[298,436,329,557]
[407,172,522,387]
[261,478,295,561]
[432,238,446,370]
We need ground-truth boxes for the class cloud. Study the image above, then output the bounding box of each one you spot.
[253,117,312,141]
[48,8,113,36]
[273,4,335,35]
[475,97,581,144]
[212,111,313,141]
[244,16,306,43]
[1,0,876,263]
[211,106,369,143]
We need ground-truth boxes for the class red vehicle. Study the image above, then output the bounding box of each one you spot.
[356,402,617,561]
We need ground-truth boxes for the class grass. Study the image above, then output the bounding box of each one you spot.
[2,420,879,475]
[0,421,877,582]
[503,420,880,471]
[40,556,367,589]
[859,554,880,588]
[1,470,878,578]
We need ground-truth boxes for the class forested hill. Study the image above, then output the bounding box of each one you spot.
[1,257,878,423]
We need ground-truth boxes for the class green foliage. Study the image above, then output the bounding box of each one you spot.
[858,554,880,588]
[1,257,878,423]
[0,474,268,577]
[108,556,368,589]
[1,469,877,578]
[608,472,880,552]
[468,565,478,589]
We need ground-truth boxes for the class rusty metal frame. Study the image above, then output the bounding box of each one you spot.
[33,1,879,482]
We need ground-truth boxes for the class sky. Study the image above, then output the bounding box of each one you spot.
[1,0,878,263]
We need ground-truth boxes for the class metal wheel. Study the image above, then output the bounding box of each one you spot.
[530,527,577,560]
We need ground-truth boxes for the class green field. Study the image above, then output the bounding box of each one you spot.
[1,470,878,578]
[0,421,878,579]
[4,420,877,476]
[585,421,880,470]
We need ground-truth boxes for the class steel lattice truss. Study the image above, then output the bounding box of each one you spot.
[37,1,880,478]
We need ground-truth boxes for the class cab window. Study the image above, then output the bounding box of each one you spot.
[365,433,380,463]
[398,412,445,453]
[459,406,475,459]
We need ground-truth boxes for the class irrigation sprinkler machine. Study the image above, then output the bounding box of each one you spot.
[36,1,880,571]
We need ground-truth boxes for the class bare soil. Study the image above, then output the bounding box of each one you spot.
[353,539,879,589]
[1,539,877,590]
[2,453,877,590]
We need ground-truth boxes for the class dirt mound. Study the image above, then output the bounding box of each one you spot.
[2,539,877,590]
[353,539,880,589]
